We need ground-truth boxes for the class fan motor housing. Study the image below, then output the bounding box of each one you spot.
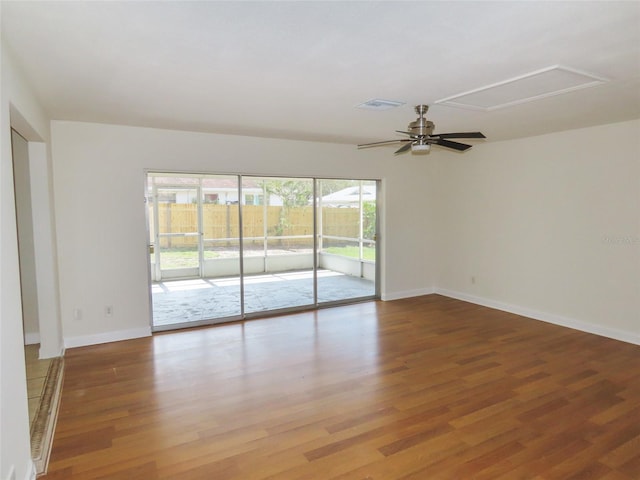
[408,119,434,137]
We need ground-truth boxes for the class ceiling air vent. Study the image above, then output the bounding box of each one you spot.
[435,65,608,111]
[356,99,405,111]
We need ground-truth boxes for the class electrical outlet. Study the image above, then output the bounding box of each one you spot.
[73,308,82,321]
[105,305,113,317]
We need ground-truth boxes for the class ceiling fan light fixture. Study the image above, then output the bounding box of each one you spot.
[411,143,431,153]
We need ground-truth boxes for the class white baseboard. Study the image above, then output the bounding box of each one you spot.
[382,287,436,301]
[24,332,40,345]
[435,288,640,346]
[64,327,152,349]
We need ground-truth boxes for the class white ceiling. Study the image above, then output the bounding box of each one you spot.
[2,1,639,147]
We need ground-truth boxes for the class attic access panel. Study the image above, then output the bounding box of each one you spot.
[435,65,608,111]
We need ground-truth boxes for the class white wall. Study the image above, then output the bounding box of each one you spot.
[50,121,437,346]
[435,119,640,344]
[51,119,640,349]
[26,138,64,359]
[11,130,40,343]
[1,41,59,480]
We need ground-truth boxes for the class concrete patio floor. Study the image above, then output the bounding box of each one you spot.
[151,269,375,328]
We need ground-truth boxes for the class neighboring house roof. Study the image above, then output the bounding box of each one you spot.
[320,185,376,205]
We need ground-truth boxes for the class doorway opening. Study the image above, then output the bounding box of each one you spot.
[147,173,379,330]
[11,128,64,474]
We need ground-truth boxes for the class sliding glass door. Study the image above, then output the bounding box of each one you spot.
[317,179,377,302]
[199,175,243,320]
[148,174,242,328]
[147,172,379,330]
[242,177,315,314]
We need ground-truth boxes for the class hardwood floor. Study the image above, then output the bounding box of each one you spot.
[41,295,640,479]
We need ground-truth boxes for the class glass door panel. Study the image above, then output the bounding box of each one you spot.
[156,186,200,280]
[200,175,242,320]
[242,177,315,314]
[316,179,377,303]
[148,174,242,329]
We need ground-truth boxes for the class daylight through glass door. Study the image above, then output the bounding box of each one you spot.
[147,173,378,330]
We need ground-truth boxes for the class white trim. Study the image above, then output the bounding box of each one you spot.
[64,327,151,349]
[24,332,40,345]
[25,460,37,480]
[382,287,435,301]
[435,288,640,346]
[39,345,66,360]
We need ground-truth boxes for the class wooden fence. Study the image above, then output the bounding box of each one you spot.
[152,204,365,248]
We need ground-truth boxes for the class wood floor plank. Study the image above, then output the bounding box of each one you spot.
[40,295,640,479]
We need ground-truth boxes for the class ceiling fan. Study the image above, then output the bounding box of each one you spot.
[358,105,486,154]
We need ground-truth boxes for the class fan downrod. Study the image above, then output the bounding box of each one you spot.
[408,105,434,137]
[415,105,429,116]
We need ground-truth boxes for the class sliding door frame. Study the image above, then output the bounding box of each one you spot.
[145,170,380,331]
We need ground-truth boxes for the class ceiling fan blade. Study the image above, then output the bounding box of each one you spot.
[436,132,486,139]
[357,139,410,148]
[395,130,416,137]
[394,142,413,155]
[436,139,472,151]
